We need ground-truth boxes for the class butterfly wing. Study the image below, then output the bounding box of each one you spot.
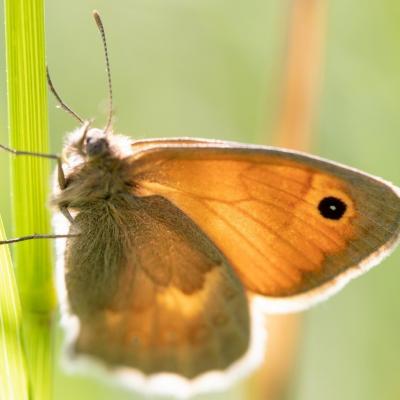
[127,140,400,310]
[65,195,250,378]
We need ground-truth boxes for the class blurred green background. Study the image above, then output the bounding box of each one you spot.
[1,1,400,399]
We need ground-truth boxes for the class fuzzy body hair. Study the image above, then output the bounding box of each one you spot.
[52,128,137,314]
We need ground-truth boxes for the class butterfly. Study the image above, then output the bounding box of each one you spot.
[53,127,400,381]
[2,10,400,396]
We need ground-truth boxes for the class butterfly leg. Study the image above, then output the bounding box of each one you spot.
[0,143,60,162]
[0,233,79,245]
[60,206,74,223]
[0,143,73,223]
[0,143,67,190]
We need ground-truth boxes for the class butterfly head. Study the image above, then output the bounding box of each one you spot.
[64,121,131,163]
[62,121,113,161]
[81,125,110,158]
[85,130,109,157]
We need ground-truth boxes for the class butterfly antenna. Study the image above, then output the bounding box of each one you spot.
[93,10,113,134]
[46,67,84,124]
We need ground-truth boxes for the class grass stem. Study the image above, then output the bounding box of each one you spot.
[4,0,56,399]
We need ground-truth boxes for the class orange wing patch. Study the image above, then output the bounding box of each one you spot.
[129,144,400,298]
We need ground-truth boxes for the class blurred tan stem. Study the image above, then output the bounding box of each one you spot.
[274,0,327,151]
[248,1,327,399]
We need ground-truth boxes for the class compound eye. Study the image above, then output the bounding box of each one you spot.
[85,136,109,157]
[318,196,347,220]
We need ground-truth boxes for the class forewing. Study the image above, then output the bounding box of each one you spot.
[127,141,400,304]
[68,196,250,378]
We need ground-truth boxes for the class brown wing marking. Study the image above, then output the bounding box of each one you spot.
[66,196,250,378]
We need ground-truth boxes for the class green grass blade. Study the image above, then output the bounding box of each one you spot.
[0,216,30,400]
[4,0,56,399]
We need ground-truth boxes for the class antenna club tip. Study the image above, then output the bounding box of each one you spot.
[92,10,102,26]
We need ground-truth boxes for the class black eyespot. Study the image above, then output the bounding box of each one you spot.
[318,196,347,220]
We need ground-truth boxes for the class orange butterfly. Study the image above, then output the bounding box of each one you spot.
[53,126,399,381]
[2,11,399,397]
